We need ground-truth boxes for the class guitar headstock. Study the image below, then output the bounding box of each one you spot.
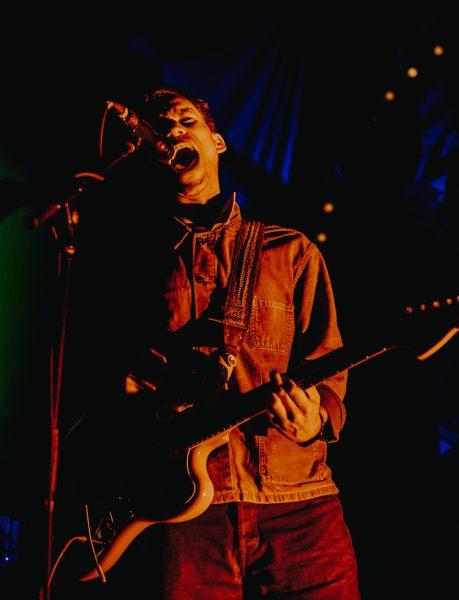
[401,295,458,359]
[342,293,458,362]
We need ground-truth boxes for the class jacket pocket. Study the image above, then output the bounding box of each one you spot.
[249,299,294,352]
[258,430,328,484]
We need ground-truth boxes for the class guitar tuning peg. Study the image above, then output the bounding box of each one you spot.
[404,295,458,316]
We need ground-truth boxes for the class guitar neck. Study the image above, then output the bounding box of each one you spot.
[182,343,400,449]
[155,295,458,449]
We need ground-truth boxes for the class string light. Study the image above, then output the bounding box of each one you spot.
[433,45,444,56]
[407,67,419,78]
[384,90,395,102]
[323,202,335,213]
[316,232,327,243]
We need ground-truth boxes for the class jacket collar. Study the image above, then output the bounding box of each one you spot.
[170,192,241,250]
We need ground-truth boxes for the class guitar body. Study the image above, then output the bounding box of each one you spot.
[79,431,230,581]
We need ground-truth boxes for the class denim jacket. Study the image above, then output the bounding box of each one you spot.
[146,195,347,503]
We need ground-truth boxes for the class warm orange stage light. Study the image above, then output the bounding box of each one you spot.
[384,90,395,102]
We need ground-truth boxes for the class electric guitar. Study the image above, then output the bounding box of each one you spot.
[55,296,458,585]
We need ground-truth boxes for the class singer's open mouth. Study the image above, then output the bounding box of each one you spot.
[171,147,199,173]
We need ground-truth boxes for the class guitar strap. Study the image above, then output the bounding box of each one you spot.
[211,218,265,378]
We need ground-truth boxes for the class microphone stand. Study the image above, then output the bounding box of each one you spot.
[26,143,137,600]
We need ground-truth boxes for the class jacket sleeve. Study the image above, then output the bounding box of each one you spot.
[292,243,347,442]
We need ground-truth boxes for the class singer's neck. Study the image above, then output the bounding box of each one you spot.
[175,180,221,205]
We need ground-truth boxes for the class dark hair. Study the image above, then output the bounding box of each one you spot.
[143,87,217,132]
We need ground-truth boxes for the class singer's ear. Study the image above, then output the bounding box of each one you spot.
[213,133,227,155]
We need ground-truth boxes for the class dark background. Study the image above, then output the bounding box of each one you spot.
[1,14,457,598]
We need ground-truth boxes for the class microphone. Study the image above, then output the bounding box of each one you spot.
[107,100,175,162]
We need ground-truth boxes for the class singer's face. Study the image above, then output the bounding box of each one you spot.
[152,97,226,204]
